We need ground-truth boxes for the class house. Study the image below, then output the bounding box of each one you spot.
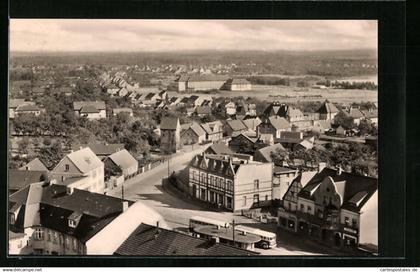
[200,121,224,142]
[263,101,283,117]
[188,154,273,212]
[73,101,106,120]
[104,149,138,179]
[114,223,258,256]
[10,99,31,118]
[19,158,49,171]
[224,120,247,137]
[253,143,286,163]
[9,230,31,255]
[257,116,291,139]
[112,108,133,117]
[107,84,120,96]
[317,100,339,120]
[72,143,125,160]
[116,88,129,97]
[336,125,346,136]
[158,90,168,100]
[279,166,378,252]
[312,120,332,134]
[242,117,262,132]
[276,104,305,123]
[229,133,266,155]
[294,139,314,151]
[272,166,299,201]
[8,183,167,255]
[224,78,252,91]
[181,123,207,145]
[194,106,212,117]
[15,104,42,117]
[342,107,364,126]
[160,117,181,154]
[9,169,48,195]
[258,134,274,146]
[204,142,234,156]
[361,109,378,126]
[224,101,237,116]
[142,92,162,106]
[50,147,104,193]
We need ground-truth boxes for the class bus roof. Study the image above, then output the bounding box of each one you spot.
[190,216,229,226]
[235,225,276,238]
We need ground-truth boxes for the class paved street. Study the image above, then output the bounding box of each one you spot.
[108,144,337,256]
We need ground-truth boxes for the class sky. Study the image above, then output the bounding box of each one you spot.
[10,19,377,52]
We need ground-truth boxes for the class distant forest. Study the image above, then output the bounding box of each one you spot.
[10,50,377,77]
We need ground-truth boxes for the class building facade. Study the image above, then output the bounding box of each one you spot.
[188,154,273,212]
[160,117,181,154]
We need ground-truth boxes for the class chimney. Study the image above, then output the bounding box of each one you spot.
[66,186,74,195]
[318,162,327,173]
[122,201,129,212]
[337,166,343,176]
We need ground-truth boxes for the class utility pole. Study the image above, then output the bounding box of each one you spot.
[121,183,125,200]
[232,219,235,247]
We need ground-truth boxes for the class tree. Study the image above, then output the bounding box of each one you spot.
[38,141,65,169]
[334,111,355,130]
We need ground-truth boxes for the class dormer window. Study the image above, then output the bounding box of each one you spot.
[9,213,15,225]
[68,219,76,228]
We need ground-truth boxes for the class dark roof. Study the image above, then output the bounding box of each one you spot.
[226,78,251,85]
[189,154,239,178]
[317,100,339,114]
[80,105,100,113]
[298,167,377,212]
[9,169,48,192]
[274,166,296,174]
[266,116,291,130]
[10,184,134,243]
[160,117,180,130]
[114,223,258,256]
[205,143,233,155]
[15,104,41,112]
[187,123,206,137]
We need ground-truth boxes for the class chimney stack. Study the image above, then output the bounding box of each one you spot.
[66,186,74,195]
[337,166,343,176]
[122,201,129,212]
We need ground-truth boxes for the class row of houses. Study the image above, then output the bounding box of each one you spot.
[9,143,138,196]
[184,149,378,252]
[9,99,43,119]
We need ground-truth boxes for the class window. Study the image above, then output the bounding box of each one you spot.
[243,196,247,205]
[47,230,52,241]
[65,164,70,172]
[344,217,350,226]
[254,179,259,190]
[352,219,357,228]
[253,194,259,204]
[73,238,77,251]
[307,206,312,213]
[53,232,58,244]
[210,176,214,186]
[288,202,291,211]
[65,237,70,249]
[34,228,43,240]
[69,219,76,228]
[265,195,268,201]
[9,213,15,224]
[300,204,304,212]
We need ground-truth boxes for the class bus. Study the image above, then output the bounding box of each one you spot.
[234,225,277,249]
[189,216,230,231]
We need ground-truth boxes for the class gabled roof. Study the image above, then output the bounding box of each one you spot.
[298,167,378,212]
[19,158,49,171]
[343,107,364,119]
[186,123,206,137]
[317,100,339,114]
[267,116,291,130]
[64,147,103,174]
[226,119,247,131]
[80,105,100,113]
[201,121,223,134]
[195,106,212,115]
[107,149,138,170]
[73,101,106,111]
[205,143,233,155]
[160,117,180,130]
[254,143,285,163]
[10,99,26,108]
[9,169,48,192]
[114,223,258,256]
[242,117,261,130]
[15,104,41,112]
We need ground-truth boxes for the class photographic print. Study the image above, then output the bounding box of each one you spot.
[8,19,378,257]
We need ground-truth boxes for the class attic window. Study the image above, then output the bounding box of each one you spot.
[68,219,76,228]
[65,164,70,171]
